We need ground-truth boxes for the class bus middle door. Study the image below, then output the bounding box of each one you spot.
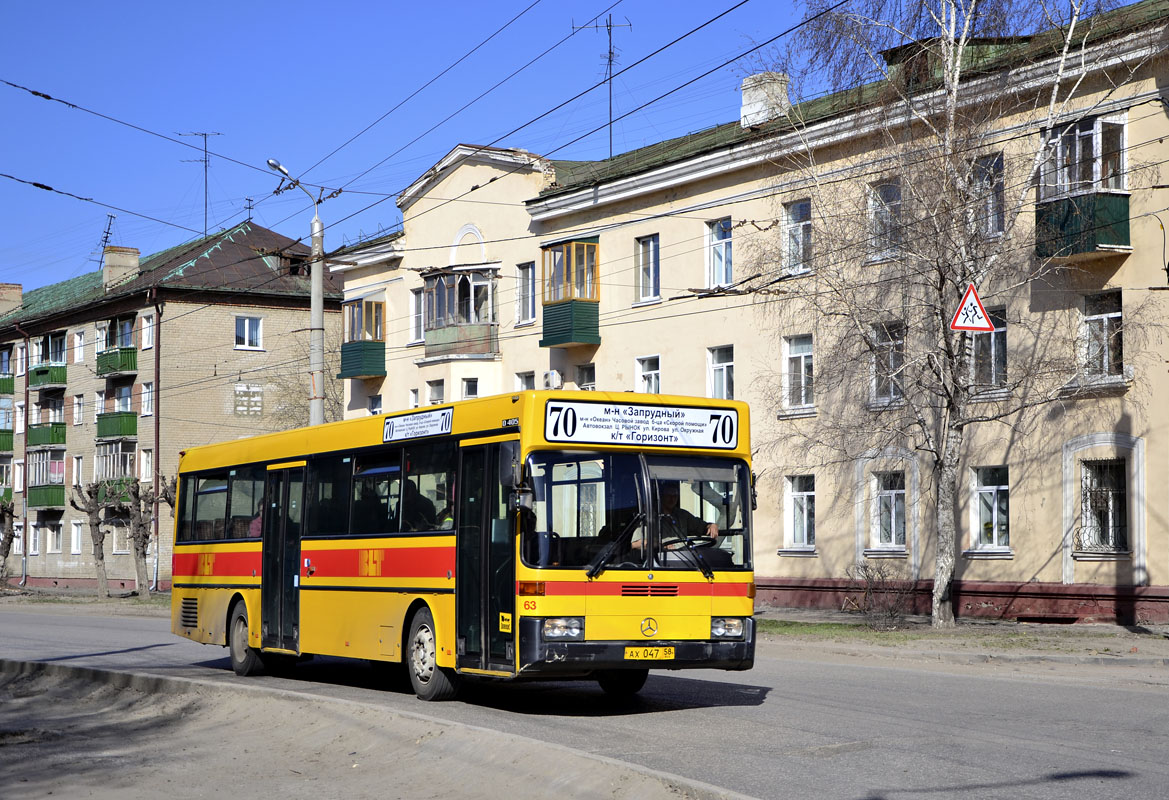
[456,442,516,674]
[261,464,304,653]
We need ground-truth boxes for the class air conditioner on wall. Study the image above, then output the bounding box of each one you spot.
[542,370,563,390]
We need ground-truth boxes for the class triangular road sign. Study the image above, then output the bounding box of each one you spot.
[950,283,995,332]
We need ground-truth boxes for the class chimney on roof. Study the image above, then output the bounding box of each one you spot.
[740,72,791,128]
[103,246,139,290]
[0,283,21,316]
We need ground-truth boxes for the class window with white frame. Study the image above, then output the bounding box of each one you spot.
[576,364,596,391]
[516,263,536,324]
[971,154,1004,236]
[72,395,84,426]
[141,382,154,416]
[28,525,39,556]
[94,322,108,356]
[72,455,83,487]
[234,384,263,416]
[785,335,814,408]
[424,270,496,329]
[872,322,905,403]
[0,457,10,493]
[637,356,660,394]
[34,332,67,365]
[0,398,10,431]
[1083,291,1123,377]
[636,234,660,302]
[874,472,906,547]
[462,378,478,400]
[94,390,105,423]
[110,518,130,554]
[788,475,815,547]
[973,308,1007,388]
[73,330,86,363]
[113,384,132,413]
[409,289,425,343]
[515,372,535,391]
[427,379,445,405]
[139,448,153,483]
[107,318,134,351]
[13,522,22,554]
[785,199,812,273]
[0,347,9,375]
[368,395,382,415]
[709,346,733,400]
[96,441,135,481]
[44,396,63,424]
[16,343,26,376]
[1078,459,1128,553]
[707,219,733,287]
[28,450,64,487]
[234,316,262,350]
[14,460,23,493]
[1041,114,1125,199]
[46,522,62,554]
[71,520,83,555]
[868,179,902,260]
[409,388,420,408]
[141,313,154,349]
[975,467,1009,548]
[15,401,25,431]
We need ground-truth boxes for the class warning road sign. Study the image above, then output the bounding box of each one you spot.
[950,284,995,332]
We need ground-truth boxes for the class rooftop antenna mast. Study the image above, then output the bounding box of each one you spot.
[573,14,632,160]
[179,131,222,237]
[95,213,116,268]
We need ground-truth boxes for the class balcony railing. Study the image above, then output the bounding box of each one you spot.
[423,322,499,359]
[0,373,12,395]
[96,347,138,377]
[28,363,67,389]
[0,428,11,452]
[27,484,65,509]
[539,301,600,348]
[96,411,138,440]
[27,422,66,448]
[1035,192,1130,260]
[337,340,386,379]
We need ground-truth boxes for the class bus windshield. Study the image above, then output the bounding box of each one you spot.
[522,451,751,572]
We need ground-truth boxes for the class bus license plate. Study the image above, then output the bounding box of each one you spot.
[624,646,674,660]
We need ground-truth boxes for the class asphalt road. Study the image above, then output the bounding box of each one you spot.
[3,606,1169,799]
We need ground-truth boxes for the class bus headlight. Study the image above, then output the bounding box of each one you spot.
[542,617,584,640]
[711,617,744,639]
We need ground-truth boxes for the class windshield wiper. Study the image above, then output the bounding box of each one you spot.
[586,512,645,579]
[659,514,714,580]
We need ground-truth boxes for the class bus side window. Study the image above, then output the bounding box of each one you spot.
[193,473,229,540]
[351,451,401,535]
[307,455,352,536]
[403,441,456,532]
[176,476,196,543]
[227,465,265,539]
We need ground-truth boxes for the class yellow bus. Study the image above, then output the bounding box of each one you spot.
[171,390,755,700]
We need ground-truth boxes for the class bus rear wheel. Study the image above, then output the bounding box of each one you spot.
[407,607,460,701]
[229,600,262,677]
[596,668,649,697]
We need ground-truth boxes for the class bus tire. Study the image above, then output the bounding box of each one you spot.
[407,606,460,701]
[229,600,262,677]
[596,668,649,697]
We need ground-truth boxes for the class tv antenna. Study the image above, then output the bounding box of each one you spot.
[179,131,222,237]
[573,14,632,160]
[94,213,116,268]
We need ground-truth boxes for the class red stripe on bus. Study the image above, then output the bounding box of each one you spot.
[172,550,262,578]
[300,546,455,579]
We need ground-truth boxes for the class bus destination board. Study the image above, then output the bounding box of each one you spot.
[383,407,453,443]
[544,401,738,450]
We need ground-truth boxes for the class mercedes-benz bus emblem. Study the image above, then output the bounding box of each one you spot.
[640,617,658,636]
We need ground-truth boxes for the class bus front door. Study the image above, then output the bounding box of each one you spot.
[456,443,516,673]
[261,466,304,652]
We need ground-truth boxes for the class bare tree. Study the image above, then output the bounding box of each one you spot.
[70,483,113,598]
[0,498,16,583]
[107,476,177,598]
[751,0,1160,625]
[266,337,344,429]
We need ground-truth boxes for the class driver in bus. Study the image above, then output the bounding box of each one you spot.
[631,481,718,550]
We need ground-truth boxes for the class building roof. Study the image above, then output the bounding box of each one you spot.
[0,221,341,331]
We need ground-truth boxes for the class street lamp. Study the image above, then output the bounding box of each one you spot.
[268,158,325,427]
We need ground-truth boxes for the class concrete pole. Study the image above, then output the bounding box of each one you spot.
[309,212,324,427]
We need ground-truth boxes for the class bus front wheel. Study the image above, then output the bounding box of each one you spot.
[229,600,262,677]
[596,668,649,697]
[407,607,460,701]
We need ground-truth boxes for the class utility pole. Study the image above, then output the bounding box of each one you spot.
[573,14,632,160]
[179,131,222,237]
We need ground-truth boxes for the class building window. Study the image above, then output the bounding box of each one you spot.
[113,384,132,413]
[1041,114,1125,199]
[637,356,660,394]
[1083,291,1123,377]
[96,441,135,481]
[462,378,478,400]
[425,270,496,328]
[29,450,65,487]
[515,372,536,392]
[409,388,420,408]
[971,154,1004,236]
[94,390,105,423]
[234,384,263,416]
[141,314,154,349]
[868,179,902,260]
[785,199,812,273]
[541,240,598,304]
[636,234,660,302]
[110,519,130,554]
[140,382,154,416]
[516,263,536,324]
[73,330,86,363]
[15,344,26,376]
[0,398,10,431]
[71,520,83,555]
[707,218,733,287]
[785,335,814,408]
[409,288,425,343]
[709,346,733,400]
[0,347,9,375]
[788,475,815,547]
[344,298,384,342]
[72,395,84,426]
[72,455,83,488]
[33,332,67,365]
[1077,459,1128,553]
[15,401,24,431]
[44,396,64,424]
[874,472,906,547]
[100,318,133,352]
[576,364,596,391]
[368,395,382,415]
[0,457,10,494]
[427,379,445,405]
[139,448,153,483]
[94,323,108,357]
[235,316,263,350]
[28,526,39,556]
[975,467,1009,548]
[46,523,62,554]
[973,308,1007,388]
[872,322,905,403]
[14,460,23,494]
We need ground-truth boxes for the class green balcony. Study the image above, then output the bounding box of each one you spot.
[337,340,386,379]
[27,422,66,448]
[0,429,11,453]
[424,323,499,359]
[28,364,67,389]
[0,487,11,504]
[97,477,134,504]
[0,374,12,395]
[96,347,138,377]
[1036,192,1130,260]
[539,301,600,348]
[96,411,137,440]
[27,484,65,509]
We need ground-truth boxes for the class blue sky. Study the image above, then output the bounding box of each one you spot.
[1,0,802,292]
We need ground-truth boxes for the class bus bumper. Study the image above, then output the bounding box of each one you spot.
[517,617,755,675]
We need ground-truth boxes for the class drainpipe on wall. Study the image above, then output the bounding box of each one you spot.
[150,289,163,592]
[13,322,29,587]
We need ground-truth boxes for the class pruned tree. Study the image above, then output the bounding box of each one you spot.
[70,483,113,598]
[108,476,177,598]
[749,0,1161,625]
[0,498,17,583]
